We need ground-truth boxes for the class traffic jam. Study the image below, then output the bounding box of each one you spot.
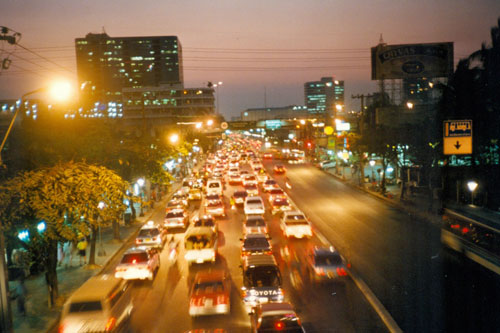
[59,136,352,333]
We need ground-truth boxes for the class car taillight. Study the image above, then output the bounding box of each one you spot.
[216,295,227,305]
[105,317,116,331]
[337,267,348,276]
[265,250,272,255]
[274,321,285,330]
[58,324,65,333]
[315,267,325,275]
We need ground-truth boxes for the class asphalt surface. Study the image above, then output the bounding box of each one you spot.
[98,162,388,332]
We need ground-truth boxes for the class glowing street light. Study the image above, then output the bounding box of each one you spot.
[169,133,179,144]
[207,119,214,127]
[48,79,74,102]
[467,180,478,205]
[300,119,306,125]
[195,122,202,129]
[136,178,145,216]
[406,101,414,109]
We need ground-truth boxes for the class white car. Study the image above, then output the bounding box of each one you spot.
[256,173,268,183]
[244,196,265,216]
[206,179,223,196]
[115,247,160,281]
[319,160,336,170]
[263,179,279,192]
[280,211,313,238]
[242,175,258,187]
[164,208,188,229]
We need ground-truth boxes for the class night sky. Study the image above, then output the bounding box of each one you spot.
[1,0,499,118]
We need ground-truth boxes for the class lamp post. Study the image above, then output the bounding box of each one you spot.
[213,81,222,114]
[137,178,145,217]
[0,81,73,332]
[369,160,376,183]
[467,181,478,205]
[97,201,107,256]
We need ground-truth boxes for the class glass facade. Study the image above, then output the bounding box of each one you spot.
[304,77,344,116]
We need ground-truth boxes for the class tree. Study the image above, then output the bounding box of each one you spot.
[0,162,128,307]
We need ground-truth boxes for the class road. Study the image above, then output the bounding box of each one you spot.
[98,162,387,332]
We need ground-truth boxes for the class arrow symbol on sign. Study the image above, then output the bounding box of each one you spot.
[454,141,461,150]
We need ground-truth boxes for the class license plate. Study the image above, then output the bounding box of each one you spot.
[145,238,151,242]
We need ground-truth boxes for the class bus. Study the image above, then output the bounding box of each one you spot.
[288,149,306,164]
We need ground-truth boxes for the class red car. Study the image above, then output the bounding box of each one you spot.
[273,164,286,174]
[189,270,231,317]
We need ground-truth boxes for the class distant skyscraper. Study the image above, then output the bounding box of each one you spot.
[75,33,183,111]
[304,77,344,120]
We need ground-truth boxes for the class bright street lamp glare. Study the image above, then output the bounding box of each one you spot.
[169,133,179,144]
[137,178,145,187]
[300,119,306,125]
[406,101,414,109]
[467,181,478,192]
[195,122,202,129]
[207,119,214,126]
[49,80,72,102]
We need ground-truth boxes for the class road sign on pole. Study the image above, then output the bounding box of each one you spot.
[443,120,472,155]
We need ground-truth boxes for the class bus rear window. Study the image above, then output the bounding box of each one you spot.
[69,301,102,313]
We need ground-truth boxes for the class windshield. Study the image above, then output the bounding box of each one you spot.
[234,191,247,198]
[166,211,184,218]
[121,252,148,264]
[286,214,305,221]
[138,228,160,237]
[246,218,266,227]
[193,281,224,294]
[245,266,281,288]
[69,301,102,313]
[315,253,343,266]
[247,199,262,205]
[243,237,270,249]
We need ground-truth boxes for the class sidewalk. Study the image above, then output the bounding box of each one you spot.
[8,189,174,333]
[321,164,499,226]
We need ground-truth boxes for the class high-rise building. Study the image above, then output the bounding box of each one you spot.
[304,77,344,120]
[75,33,183,111]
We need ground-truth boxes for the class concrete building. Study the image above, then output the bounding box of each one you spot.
[241,105,308,122]
[304,77,344,120]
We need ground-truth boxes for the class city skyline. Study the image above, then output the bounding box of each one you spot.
[1,0,500,119]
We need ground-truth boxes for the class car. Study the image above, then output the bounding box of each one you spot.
[59,274,133,333]
[205,197,226,217]
[172,191,189,207]
[244,183,259,196]
[251,302,305,333]
[166,198,186,212]
[280,211,313,238]
[256,172,268,184]
[241,254,284,313]
[319,160,336,170]
[306,246,350,282]
[262,179,278,192]
[228,167,240,177]
[243,175,258,187]
[267,187,286,203]
[193,215,218,233]
[262,152,273,160]
[114,247,160,281]
[164,208,188,229]
[273,164,286,174]
[189,270,231,317]
[244,196,265,216]
[232,189,248,206]
[240,233,272,258]
[135,221,165,248]
[206,179,223,196]
[270,197,292,215]
[228,174,243,185]
[184,227,218,265]
[188,187,202,201]
[243,215,268,235]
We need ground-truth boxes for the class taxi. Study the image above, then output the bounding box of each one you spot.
[164,208,188,229]
[205,197,226,218]
[193,215,218,234]
[189,270,231,317]
[240,233,272,258]
[244,183,259,197]
[280,211,313,239]
[267,187,286,203]
[270,197,292,216]
[135,221,165,248]
[243,215,268,235]
[231,189,248,206]
[115,247,160,281]
[251,302,305,333]
[262,179,279,192]
[273,164,286,174]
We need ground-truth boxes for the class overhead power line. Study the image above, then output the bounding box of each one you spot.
[16,43,75,74]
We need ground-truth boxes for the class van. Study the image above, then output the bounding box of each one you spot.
[59,274,133,333]
[206,179,223,196]
[240,254,284,313]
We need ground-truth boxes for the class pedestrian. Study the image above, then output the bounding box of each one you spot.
[16,276,27,316]
[77,237,88,266]
[57,242,64,266]
[63,241,74,268]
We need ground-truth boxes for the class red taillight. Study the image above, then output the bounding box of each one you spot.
[105,317,116,331]
[58,324,65,333]
[132,259,137,264]
[274,321,285,330]
[337,267,348,276]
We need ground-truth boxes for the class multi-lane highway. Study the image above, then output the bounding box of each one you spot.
[95,160,387,332]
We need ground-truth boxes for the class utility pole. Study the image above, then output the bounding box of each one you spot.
[351,94,373,135]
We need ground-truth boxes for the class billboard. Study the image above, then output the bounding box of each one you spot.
[371,42,453,80]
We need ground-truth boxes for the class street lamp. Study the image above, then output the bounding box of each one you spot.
[369,160,376,183]
[137,178,145,216]
[97,201,106,256]
[213,81,223,114]
[206,119,214,127]
[467,181,478,205]
[0,80,73,332]
[169,133,179,144]
[406,101,414,109]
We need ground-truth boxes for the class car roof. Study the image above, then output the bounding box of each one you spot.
[194,270,227,282]
[244,254,277,267]
[260,302,295,314]
[67,274,125,303]
[314,246,340,256]
[185,226,216,237]
[124,247,148,254]
[244,233,267,239]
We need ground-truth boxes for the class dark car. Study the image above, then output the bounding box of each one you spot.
[306,246,350,282]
